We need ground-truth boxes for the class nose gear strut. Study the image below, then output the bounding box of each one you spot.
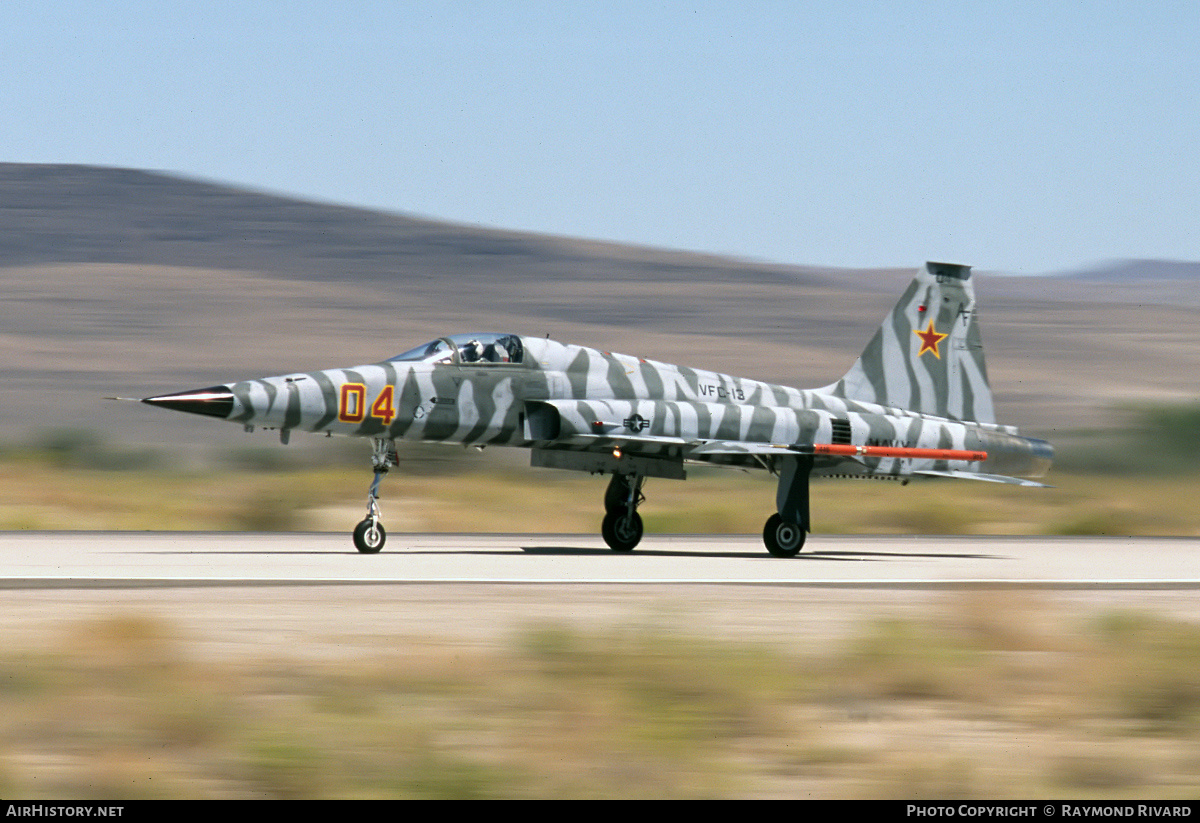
[353,438,398,553]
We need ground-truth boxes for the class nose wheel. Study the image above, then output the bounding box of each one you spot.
[354,438,397,554]
[353,516,386,554]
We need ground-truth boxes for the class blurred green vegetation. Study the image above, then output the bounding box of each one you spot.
[3,402,1200,535]
[3,600,1200,798]
[28,428,165,471]
[1051,401,1200,476]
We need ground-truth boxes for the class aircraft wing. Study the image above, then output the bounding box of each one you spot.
[552,433,693,450]
[686,441,797,456]
[913,469,1053,488]
[556,435,993,464]
[562,434,1048,489]
[554,434,796,456]
[549,431,1048,492]
[534,400,984,464]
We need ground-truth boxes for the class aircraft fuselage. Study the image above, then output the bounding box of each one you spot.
[155,335,1050,482]
[138,263,1053,556]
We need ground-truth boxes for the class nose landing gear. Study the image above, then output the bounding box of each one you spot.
[353,438,397,554]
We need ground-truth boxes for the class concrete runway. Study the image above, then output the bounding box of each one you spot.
[3,532,1199,660]
[1,531,1199,586]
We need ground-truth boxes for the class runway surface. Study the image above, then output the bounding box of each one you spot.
[3,532,1199,660]
[3,531,1200,587]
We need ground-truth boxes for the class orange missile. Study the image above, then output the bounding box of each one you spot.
[810,444,987,461]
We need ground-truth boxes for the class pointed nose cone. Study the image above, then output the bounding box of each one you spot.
[142,385,235,419]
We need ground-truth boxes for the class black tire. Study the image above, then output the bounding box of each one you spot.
[353,518,386,554]
[762,513,805,558]
[602,509,643,552]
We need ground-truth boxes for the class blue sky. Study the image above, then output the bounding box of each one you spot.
[4,2,1199,274]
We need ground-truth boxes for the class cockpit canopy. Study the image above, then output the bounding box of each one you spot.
[388,333,524,366]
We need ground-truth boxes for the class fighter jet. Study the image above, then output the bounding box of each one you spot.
[137,262,1052,556]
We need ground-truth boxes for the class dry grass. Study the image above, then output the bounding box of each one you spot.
[3,596,1200,799]
[3,449,1200,536]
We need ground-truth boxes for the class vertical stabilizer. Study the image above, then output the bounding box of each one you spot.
[828,262,995,423]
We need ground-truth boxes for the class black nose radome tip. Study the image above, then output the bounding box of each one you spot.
[142,386,235,419]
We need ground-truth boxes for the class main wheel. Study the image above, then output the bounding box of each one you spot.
[762,513,805,557]
[602,510,643,552]
[353,518,386,554]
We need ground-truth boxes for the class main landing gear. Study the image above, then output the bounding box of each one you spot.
[601,472,645,552]
[761,455,813,558]
[353,438,397,554]
[597,457,812,557]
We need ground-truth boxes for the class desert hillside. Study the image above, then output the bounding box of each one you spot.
[2,163,1198,448]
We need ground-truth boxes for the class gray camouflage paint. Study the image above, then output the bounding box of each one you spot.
[832,261,995,424]
[183,263,1051,486]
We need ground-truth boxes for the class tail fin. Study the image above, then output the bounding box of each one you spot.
[828,261,995,423]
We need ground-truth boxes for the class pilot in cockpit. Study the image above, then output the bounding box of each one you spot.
[483,342,510,363]
[460,340,483,363]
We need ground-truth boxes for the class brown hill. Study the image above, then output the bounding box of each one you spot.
[2,163,1197,449]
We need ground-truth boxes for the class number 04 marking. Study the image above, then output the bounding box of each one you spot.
[370,385,396,425]
[339,384,396,425]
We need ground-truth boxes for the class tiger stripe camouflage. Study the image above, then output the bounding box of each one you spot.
[139,262,1053,556]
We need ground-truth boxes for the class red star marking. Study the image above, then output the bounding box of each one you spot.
[913,319,949,359]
